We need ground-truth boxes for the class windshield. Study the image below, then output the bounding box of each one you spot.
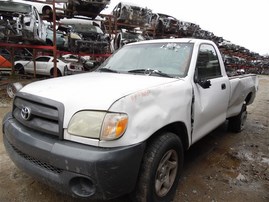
[99,42,193,77]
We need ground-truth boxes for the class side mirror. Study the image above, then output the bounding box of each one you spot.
[198,79,211,89]
[194,70,211,89]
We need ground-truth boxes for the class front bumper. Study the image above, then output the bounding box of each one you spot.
[2,113,146,200]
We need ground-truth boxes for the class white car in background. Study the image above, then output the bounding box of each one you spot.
[14,0,66,17]
[14,56,70,76]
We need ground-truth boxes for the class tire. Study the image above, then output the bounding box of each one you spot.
[133,132,184,202]
[228,103,247,132]
[6,82,23,98]
[50,68,62,77]
[14,64,25,75]
[46,39,53,46]
[63,66,68,76]
[57,69,62,77]
[42,6,52,16]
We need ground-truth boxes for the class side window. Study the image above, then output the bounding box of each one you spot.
[36,57,50,62]
[195,44,221,80]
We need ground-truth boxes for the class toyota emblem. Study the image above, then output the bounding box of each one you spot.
[21,106,31,121]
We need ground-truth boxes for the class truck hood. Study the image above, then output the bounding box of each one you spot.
[21,72,178,111]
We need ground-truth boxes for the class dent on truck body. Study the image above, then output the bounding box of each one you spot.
[103,79,193,148]
[227,75,257,117]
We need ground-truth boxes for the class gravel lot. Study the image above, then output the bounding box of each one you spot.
[0,75,268,202]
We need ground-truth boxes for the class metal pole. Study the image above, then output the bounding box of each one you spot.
[33,49,36,78]
[52,0,57,77]
[10,47,15,76]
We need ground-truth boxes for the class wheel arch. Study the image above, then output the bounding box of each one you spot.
[14,62,23,67]
[46,39,53,46]
[245,92,253,105]
[147,122,190,152]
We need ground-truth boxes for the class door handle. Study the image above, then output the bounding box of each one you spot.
[221,83,226,90]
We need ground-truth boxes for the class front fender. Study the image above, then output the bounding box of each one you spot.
[99,79,193,147]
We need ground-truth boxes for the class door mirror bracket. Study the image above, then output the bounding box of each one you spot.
[194,76,211,89]
[198,79,211,89]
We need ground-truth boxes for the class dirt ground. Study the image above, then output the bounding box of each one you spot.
[0,75,268,202]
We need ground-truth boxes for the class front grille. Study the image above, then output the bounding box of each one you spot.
[11,143,63,174]
[12,92,64,138]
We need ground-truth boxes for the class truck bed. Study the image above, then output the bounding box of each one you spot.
[227,74,258,118]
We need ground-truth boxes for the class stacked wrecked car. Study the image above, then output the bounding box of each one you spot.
[0,0,46,44]
[0,0,265,76]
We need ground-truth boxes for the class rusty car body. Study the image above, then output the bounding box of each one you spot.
[148,13,179,36]
[65,0,110,19]
[63,22,109,53]
[112,2,152,28]
[113,29,145,51]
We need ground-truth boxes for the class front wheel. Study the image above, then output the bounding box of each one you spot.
[14,64,25,75]
[133,132,184,202]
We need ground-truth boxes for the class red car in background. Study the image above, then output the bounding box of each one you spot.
[0,55,12,74]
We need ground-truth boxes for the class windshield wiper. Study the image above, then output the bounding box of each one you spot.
[128,69,173,78]
[97,68,119,73]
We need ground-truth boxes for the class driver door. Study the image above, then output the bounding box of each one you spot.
[192,44,230,143]
[35,56,49,75]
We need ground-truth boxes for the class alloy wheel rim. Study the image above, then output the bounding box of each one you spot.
[155,149,178,197]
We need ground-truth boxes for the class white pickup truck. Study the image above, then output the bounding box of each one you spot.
[2,38,258,202]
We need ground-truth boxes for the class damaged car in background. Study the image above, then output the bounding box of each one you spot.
[112,2,152,28]
[64,22,110,53]
[148,13,179,36]
[65,0,110,19]
[12,0,66,20]
[45,24,67,50]
[178,21,200,37]
[113,29,145,51]
[0,0,46,44]
[60,54,97,71]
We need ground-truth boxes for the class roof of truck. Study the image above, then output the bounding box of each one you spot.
[126,38,215,45]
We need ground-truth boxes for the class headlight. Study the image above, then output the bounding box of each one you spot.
[67,111,106,139]
[67,111,128,141]
[101,113,128,141]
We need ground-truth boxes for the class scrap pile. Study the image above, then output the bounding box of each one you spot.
[0,0,267,74]
[107,2,265,73]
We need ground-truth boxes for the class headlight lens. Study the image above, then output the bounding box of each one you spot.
[67,111,128,140]
[101,113,128,141]
[67,111,106,138]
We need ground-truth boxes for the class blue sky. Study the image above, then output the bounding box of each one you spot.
[102,0,269,55]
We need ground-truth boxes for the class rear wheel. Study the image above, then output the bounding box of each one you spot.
[133,132,184,202]
[42,6,52,16]
[228,103,247,132]
[50,68,62,77]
